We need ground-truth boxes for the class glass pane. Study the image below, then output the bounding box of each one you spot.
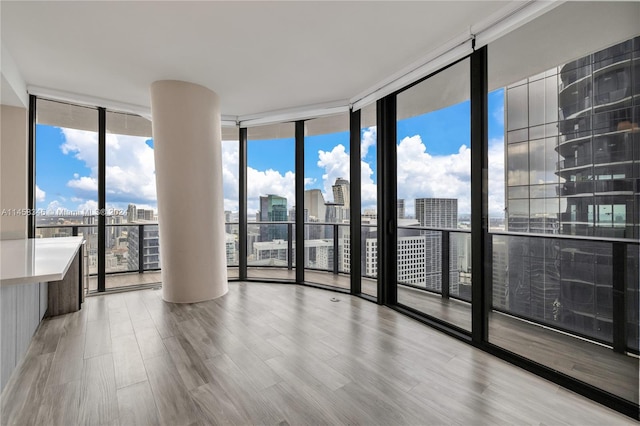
[488,35,640,405]
[361,103,378,298]
[247,123,295,281]
[105,111,156,287]
[303,112,349,289]
[222,136,239,272]
[396,58,471,332]
[35,99,99,283]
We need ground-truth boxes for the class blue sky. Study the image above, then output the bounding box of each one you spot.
[36,89,505,218]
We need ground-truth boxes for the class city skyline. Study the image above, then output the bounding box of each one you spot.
[35,89,507,221]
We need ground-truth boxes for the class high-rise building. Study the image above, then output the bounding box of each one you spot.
[332,177,350,208]
[137,208,155,221]
[127,224,161,271]
[126,204,137,223]
[503,36,640,340]
[365,233,427,286]
[304,189,326,221]
[414,198,459,292]
[397,199,405,219]
[415,198,458,228]
[225,233,237,265]
[259,195,288,241]
[325,202,349,224]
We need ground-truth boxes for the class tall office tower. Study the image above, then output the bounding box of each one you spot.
[397,199,405,219]
[105,214,123,253]
[339,226,350,273]
[503,36,639,340]
[302,189,325,240]
[332,177,350,208]
[127,224,161,271]
[304,189,326,220]
[126,204,137,223]
[259,195,288,241]
[137,208,154,221]
[224,210,232,233]
[415,198,458,228]
[325,202,348,224]
[414,198,458,292]
[225,233,237,265]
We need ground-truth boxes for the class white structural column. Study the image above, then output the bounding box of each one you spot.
[150,81,228,303]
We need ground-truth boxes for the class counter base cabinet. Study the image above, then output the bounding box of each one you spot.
[1,285,17,391]
[0,282,41,392]
[1,247,82,394]
[47,250,80,317]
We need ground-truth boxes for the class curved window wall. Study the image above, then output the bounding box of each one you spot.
[30,5,640,418]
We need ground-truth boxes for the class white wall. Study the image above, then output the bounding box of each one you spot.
[0,105,28,240]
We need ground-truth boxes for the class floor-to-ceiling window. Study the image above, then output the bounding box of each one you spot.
[246,123,296,281]
[35,99,99,286]
[221,127,240,279]
[104,111,158,290]
[303,112,350,289]
[394,58,472,332]
[487,29,639,406]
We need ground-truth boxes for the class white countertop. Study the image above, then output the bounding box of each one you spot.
[0,237,84,286]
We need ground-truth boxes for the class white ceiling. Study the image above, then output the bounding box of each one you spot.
[1,1,515,117]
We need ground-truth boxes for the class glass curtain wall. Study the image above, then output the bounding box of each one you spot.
[35,99,99,283]
[105,111,158,290]
[221,127,240,279]
[395,58,472,332]
[488,31,639,405]
[246,122,296,281]
[303,113,350,289]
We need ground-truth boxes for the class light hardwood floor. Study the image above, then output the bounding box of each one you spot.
[2,282,636,425]
[88,269,638,406]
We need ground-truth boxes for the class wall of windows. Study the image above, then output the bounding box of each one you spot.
[29,3,639,418]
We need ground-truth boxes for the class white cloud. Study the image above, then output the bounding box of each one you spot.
[361,126,376,159]
[221,140,240,212]
[61,128,157,209]
[246,168,296,214]
[78,199,98,214]
[35,185,46,202]
[220,140,296,215]
[67,176,97,192]
[396,135,471,215]
[317,144,350,202]
[45,200,63,214]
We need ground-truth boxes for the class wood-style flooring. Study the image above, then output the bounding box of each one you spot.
[1,282,635,425]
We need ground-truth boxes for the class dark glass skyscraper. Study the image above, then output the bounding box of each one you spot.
[259,194,288,241]
[502,37,639,343]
